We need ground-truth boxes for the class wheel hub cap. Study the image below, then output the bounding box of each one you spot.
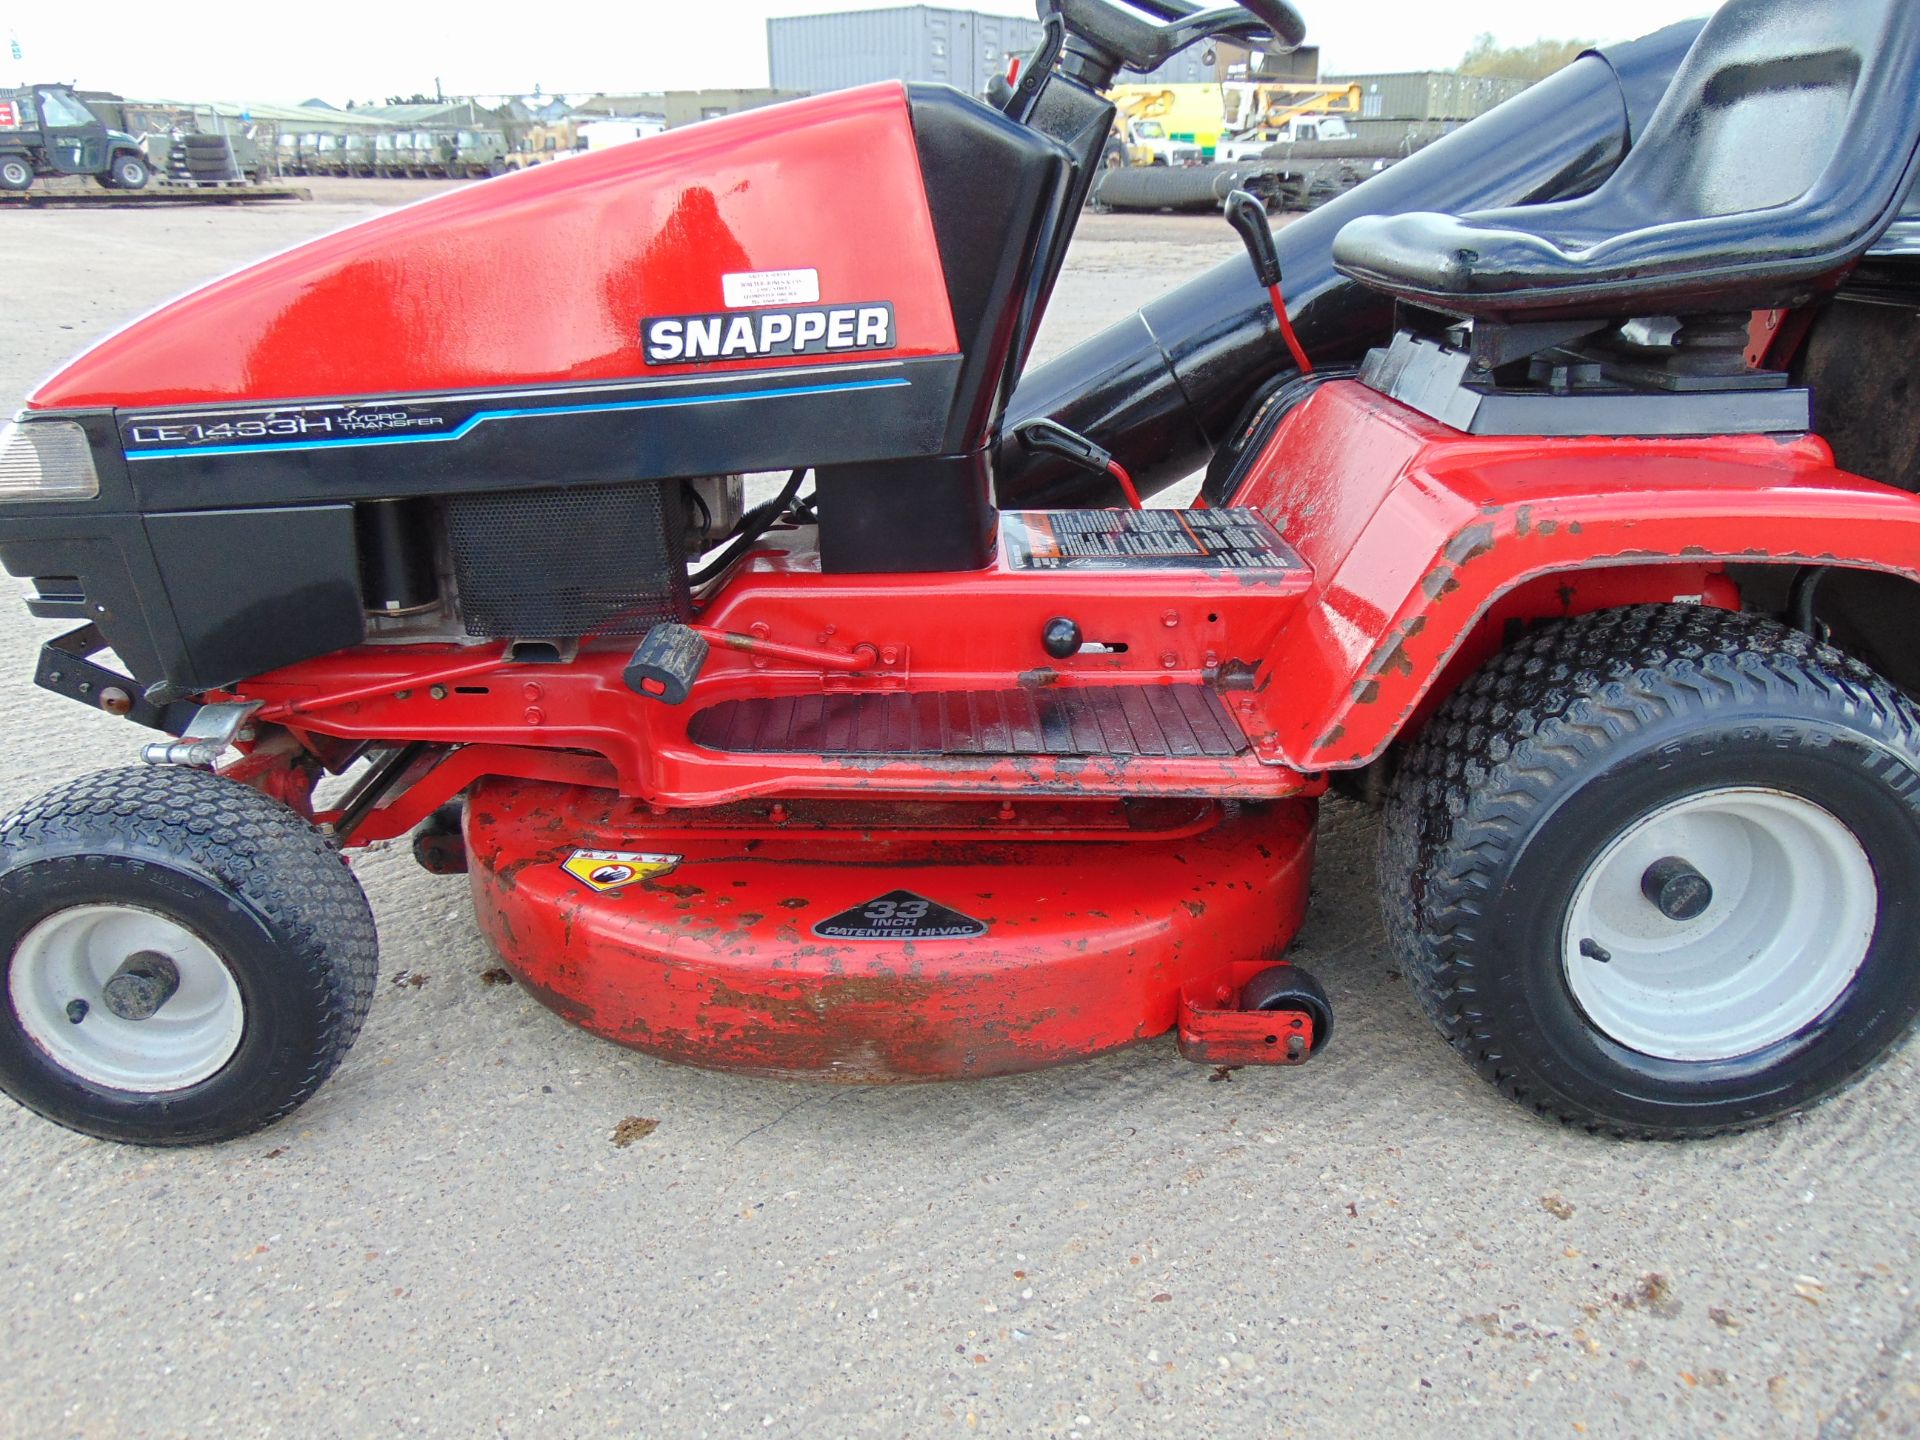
[10,905,244,1091]
[1563,788,1877,1062]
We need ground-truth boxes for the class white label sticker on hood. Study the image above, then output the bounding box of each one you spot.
[722,268,821,308]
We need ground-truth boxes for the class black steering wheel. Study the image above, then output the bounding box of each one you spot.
[1041,0,1309,77]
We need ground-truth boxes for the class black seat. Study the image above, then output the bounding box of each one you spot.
[1331,0,1920,321]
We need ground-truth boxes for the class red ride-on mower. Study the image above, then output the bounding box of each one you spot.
[6,0,1920,1145]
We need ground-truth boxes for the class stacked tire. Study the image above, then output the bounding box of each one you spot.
[181,135,237,185]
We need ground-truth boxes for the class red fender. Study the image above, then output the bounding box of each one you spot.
[1233,381,1920,771]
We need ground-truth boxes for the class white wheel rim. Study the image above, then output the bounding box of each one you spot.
[1563,787,1877,1062]
[10,904,245,1092]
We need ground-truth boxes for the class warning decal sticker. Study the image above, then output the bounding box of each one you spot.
[813,891,990,941]
[722,268,822,308]
[1001,509,1296,572]
[561,850,682,893]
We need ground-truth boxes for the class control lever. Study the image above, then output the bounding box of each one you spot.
[1014,419,1143,509]
[1225,189,1281,288]
[1225,189,1313,375]
[624,624,709,705]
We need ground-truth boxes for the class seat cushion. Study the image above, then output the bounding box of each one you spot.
[1329,0,1920,322]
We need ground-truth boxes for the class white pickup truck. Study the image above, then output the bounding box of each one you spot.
[1215,114,1353,163]
[1118,117,1206,167]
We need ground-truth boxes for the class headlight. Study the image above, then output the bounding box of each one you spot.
[0,419,101,502]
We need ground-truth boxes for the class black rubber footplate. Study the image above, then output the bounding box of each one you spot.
[686,685,1250,759]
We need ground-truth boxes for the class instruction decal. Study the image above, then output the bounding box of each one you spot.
[1001,508,1298,572]
[813,891,989,941]
[722,268,821,308]
[561,849,682,893]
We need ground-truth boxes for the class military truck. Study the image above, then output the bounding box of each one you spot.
[0,84,151,192]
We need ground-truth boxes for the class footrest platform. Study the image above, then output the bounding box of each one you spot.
[687,684,1250,759]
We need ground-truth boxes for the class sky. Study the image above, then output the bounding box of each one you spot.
[2,0,1727,104]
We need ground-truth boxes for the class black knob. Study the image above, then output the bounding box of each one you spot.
[1042,617,1083,659]
[1641,857,1714,922]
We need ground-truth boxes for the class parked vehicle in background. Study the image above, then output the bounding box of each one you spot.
[345,133,377,177]
[0,85,150,192]
[449,129,509,177]
[578,117,668,153]
[1215,113,1352,161]
[506,119,587,170]
[1117,117,1205,166]
[1108,83,1226,160]
[371,132,402,177]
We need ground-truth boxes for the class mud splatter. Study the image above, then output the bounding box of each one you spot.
[612,1117,660,1148]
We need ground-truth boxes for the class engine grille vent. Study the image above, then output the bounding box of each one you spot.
[445,481,689,639]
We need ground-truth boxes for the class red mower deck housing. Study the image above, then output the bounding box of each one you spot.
[465,784,1318,1078]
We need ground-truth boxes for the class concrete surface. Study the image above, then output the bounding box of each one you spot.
[1,182,1917,1440]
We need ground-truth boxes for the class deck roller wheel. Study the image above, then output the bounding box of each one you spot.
[0,767,378,1145]
[1382,604,1920,1139]
[1241,965,1333,1054]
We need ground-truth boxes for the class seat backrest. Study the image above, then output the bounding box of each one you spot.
[1614,0,1920,226]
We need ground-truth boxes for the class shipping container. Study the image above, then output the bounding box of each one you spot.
[1324,70,1529,122]
[768,7,1293,96]
[769,7,1043,94]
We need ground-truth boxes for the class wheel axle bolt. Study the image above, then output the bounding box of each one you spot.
[1642,856,1714,922]
[101,951,181,1022]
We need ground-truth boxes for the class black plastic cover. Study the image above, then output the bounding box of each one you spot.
[816,450,996,574]
[906,84,1071,451]
[143,505,364,690]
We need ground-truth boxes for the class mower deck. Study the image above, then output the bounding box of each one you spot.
[464,779,1319,1079]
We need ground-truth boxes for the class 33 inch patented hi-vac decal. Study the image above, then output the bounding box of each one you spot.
[813,891,989,941]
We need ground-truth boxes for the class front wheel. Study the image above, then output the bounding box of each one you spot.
[0,767,378,1145]
[109,153,150,190]
[1382,605,1920,1139]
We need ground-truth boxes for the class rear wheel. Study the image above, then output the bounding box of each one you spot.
[0,767,378,1145]
[0,156,33,192]
[1382,605,1920,1138]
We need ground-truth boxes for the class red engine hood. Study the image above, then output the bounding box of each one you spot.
[30,83,959,411]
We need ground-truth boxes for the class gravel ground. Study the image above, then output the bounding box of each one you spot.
[0,182,1917,1440]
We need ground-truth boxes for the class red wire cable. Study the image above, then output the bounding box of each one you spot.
[1269,283,1314,375]
[1105,458,1144,509]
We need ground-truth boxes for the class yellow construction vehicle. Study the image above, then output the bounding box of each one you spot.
[1105,84,1222,165]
